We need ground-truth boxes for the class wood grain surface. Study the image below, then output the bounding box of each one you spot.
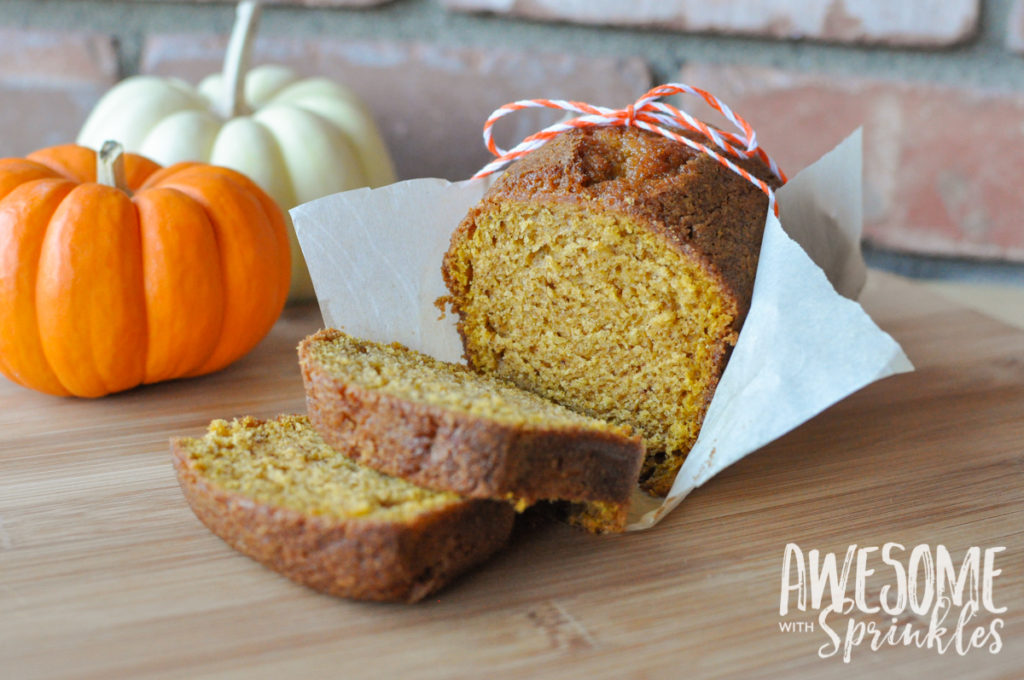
[1,271,1021,680]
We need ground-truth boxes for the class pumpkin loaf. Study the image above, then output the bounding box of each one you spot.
[442,125,780,496]
[299,329,644,531]
[171,415,515,603]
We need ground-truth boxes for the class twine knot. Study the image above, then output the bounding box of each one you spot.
[623,102,637,126]
[473,83,786,216]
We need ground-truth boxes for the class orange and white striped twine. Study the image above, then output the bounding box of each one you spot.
[472,83,786,216]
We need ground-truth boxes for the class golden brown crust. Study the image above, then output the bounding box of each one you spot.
[299,329,644,508]
[170,421,515,604]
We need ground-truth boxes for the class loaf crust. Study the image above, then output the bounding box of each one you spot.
[299,329,644,509]
[171,418,515,603]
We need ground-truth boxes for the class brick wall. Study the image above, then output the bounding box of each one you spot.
[2,0,1023,274]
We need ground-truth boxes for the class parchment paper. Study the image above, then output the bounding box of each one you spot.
[291,128,913,531]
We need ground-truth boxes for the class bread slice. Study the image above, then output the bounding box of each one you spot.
[442,125,780,495]
[299,329,644,531]
[171,415,515,603]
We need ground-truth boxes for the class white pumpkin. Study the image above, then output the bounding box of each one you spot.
[77,1,396,300]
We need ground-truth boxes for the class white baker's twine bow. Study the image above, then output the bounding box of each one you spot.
[472,83,786,216]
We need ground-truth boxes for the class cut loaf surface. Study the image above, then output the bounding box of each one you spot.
[443,125,779,495]
[171,415,515,603]
[299,329,644,529]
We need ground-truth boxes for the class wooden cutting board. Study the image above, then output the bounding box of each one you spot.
[1,271,1021,680]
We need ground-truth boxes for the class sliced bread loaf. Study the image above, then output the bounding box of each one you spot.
[171,415,515,603]
[299,329,644,530]
[443,126,779,495]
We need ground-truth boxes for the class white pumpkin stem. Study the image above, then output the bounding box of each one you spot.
[220,0,262,119]
[97,141,129,194]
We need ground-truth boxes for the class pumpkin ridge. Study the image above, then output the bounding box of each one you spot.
[35,184,110,396]
[24,147,94,184]
[255,105,365,203]
[136,162,203,191]
[124,154,163,192]
[0,160,64,203]
[285,94,396,188]
[142,179,231,379]
[0,178,75,396]
[133,185,225,383]
[272,102,366,176]
[203,164,291,310]
[36,184,147,397]
[28,180,78,396]
[168,163,290,310]
[138,110,221,170]
[245,65,301,106]
[152,167,286,376]
[209,115,297,209]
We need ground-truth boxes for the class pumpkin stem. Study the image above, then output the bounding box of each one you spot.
[97,141,130,195]
[220,0,262,119]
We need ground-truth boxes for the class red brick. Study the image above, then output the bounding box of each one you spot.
[0,30,118,158]
[141,35,651,181]
[678,64,1024,262]
[1007,0,1024,53]
[442,0,980,47]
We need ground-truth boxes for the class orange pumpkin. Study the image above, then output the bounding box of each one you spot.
[0,142,290,397]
